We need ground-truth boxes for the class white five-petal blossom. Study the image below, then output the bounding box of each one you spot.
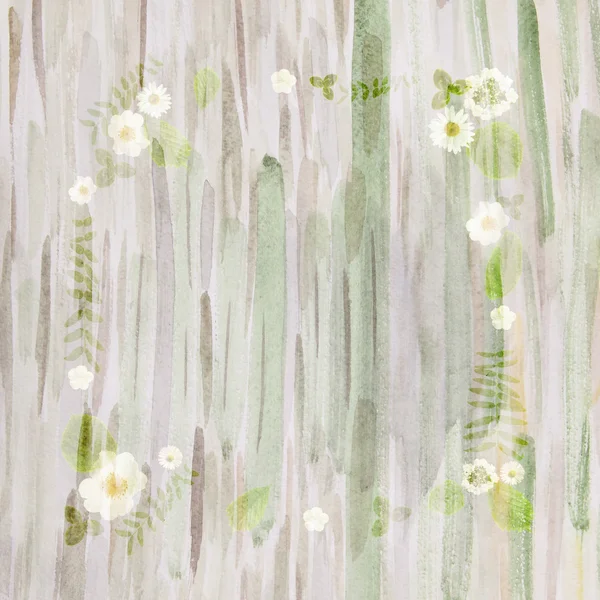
[78,451,147,521]
[68,365,95,390]
[490,305,517,331]
[303,506,329,532]
[68,176,97,205]
[429,107,475,154]
[271,69,297,94]
[462,458,499,495]
[500,461,525,486]
[158,446,183,470]
[466,202,510,246]
[107,110,150,157]
[464,67,518,120]
[137,82,172,118]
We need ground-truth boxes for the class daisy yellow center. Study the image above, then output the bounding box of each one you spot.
[149,93,160,105]
[118,126,136,142]
[508,469,517,478]
[78,185,89,196]
[103,472,129,498]
[445,122,461,137]
[467,466,491,487]
[166,454,175,462]
[481,216,497,231]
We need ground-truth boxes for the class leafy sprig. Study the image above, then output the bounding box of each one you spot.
[431,69,469,109]
[371,495,411,536]
[310,74,391,103]
[310,74,338,100]
[497,194,524,220]
[64,506,104,546]
[64,217,104,373]
[94,149,135,188]
[464,350,528,460]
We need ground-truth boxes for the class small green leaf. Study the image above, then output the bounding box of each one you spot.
[465,416,497,429]
[322,87,334,101]
[463,430,489,441]
[497,382,520,397]
[74,216,93,227]
[499,416,527,426]
[428,480,465,515]
[488,482,533,531]
[323,74,338,87]
[123,519,140,528]
[91,127,98,145]
[433,69,452,90]
[64,329,83,343]
[469,388,497,397]
[65,524,87,546]
[373,496,389,517]
[95,149,113,166]
[115,162,135,178]
[87,520,103,536]
[497,398,526,412]
[67,289,84,300]
[134,512,149,518]
[147,517,155,531]
[226,487,270,531]
[121,76,129,90]
[191,470,200,477]
[371,519,388,537]
[391,507,412,522]
[64,309,84,327]
[137,527,144,546]
[70,271,85,283]
[464,442,496,452]
[112,87,122,99]
[84,330,105,351]
[468,401,497,409]
[156,508,165,522]
[309,76,324,88]
[498,372,520,383]
[150,56,163,66]
[151,122,192,167]
[83,249,97,262]
[65,506,83,524]
[80,119,95,127]
[96,167,116,188]
[472,377,496,386]
[194,68,221,109]
[127,536,134,555]
[84,309,103,323]
[64,347,84,361]
[95,101,118,109]
[115,529,131,537]
[474,366,497,377]
[83,348,94,365]
[87,109,102,117]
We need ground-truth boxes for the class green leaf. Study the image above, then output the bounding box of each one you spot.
[83,249,97,262]
[464,442,496,452]
[123,519,140,528]
[488,482,533,531]
[151,122,192,167]
[465,416,497,429]
[485,232,523,299]
[463,430,490,441]
[84,309,103,323]
[499,416,528,426]
[226,487,270,531]
[448,79,468,95]
[147,517,155,531]
[497,382,520,397]
[95,149,113,166]
[65,506,83,524]
[95,101,118,109]
[80,119,95,127]
[84,330,105,351]
[467,122,523,180]
[156,508,165,522]
[134,512,149,518]
[64,329,83,343]
[127,536,134,555]
[96,167,115,188]
[476,350,510,358]
[371,519,388,537]
[157,488,165,501]
[64,347,84,361]
[137,527,144,546]
[67,289,84,300]
[74,216,93,227]
[498,443,523,460]
[428,480,465,516]
[83,264,98,283]
[121,76,129,90]
[433,69,452,90]
[468,401,497,409]
[194,68,221,109]
[491,359,518,368]
[191,470,200,477]
[498,372,520,383]
[431,90,450,109]
[115,529,131,537]
[391,507,412,522]
[472,377,496,386]
[112,87,122,99]
[373,496,389,517]
[87,109,102,117]
[115,162,135,178]
[498,431,529,446]
[69,271,85,283]
[91,127,98,145]
[474,366,497,377]
[83,348,93,365]
[469,387,497,397]
[323,74,338,87]
[87,520,103,536]
[309,76,324,88]
[497,398,526,412]
[149,56,163,67]
[60,414,117,472]
[322,87,334,101]
[65,524,87,546]
[64,309,84,327]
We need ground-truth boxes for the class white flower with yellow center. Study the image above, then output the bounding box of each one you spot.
[429,107,475,154]
[303,506,329,531]
[462,458,499,495]
[78,451,147,521]
[107,110,150,157]
[68,365,95,390]
[490,305,517,331]
[158,445,183,470]
[68,176,97,205]
[137,82,172,118]
[466,201,510,246]
[464,68,518,120]
[500,461,525,486]
[271,69,297,94]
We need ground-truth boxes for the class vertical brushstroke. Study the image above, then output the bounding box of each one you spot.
[246,155,286,503]
[35,236,51,414]
[518,0,555,240]
[442,151,473,599]
[557,0,580,100]
[200,181,215,292]
[221,65,243,215]
[190,426,205,579]
[139,0,148,65]
[589,0,600,95]
[346,0,390,594]
[464,0,493,69]
[234,0,248,128]
[32,0,46,113]
[565,110,600,532]
[9,7,22,127]
[200,292,213,423]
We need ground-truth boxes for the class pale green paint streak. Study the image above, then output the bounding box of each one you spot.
[557,0,580,100]
[464,0,493,69]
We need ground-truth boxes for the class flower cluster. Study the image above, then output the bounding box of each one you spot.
[429,67,518,154]
[462,458,525,495]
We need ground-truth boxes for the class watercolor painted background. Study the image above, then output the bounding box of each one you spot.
[1,0,600,598]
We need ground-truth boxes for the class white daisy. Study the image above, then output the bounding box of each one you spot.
[137,82,172,118]
[271,69,297,94]
[78,451,147,521]
[462,458,499,495]
[464,68,518,120]
[490,305,517,331]
[500,461,525,486]
[466,202,510,246]
[107,110,150,157]
[303,506,329,532]
[68,365,94,390]
[68,176,97,205]
[429,107,475,154]
[158,446,183,470]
